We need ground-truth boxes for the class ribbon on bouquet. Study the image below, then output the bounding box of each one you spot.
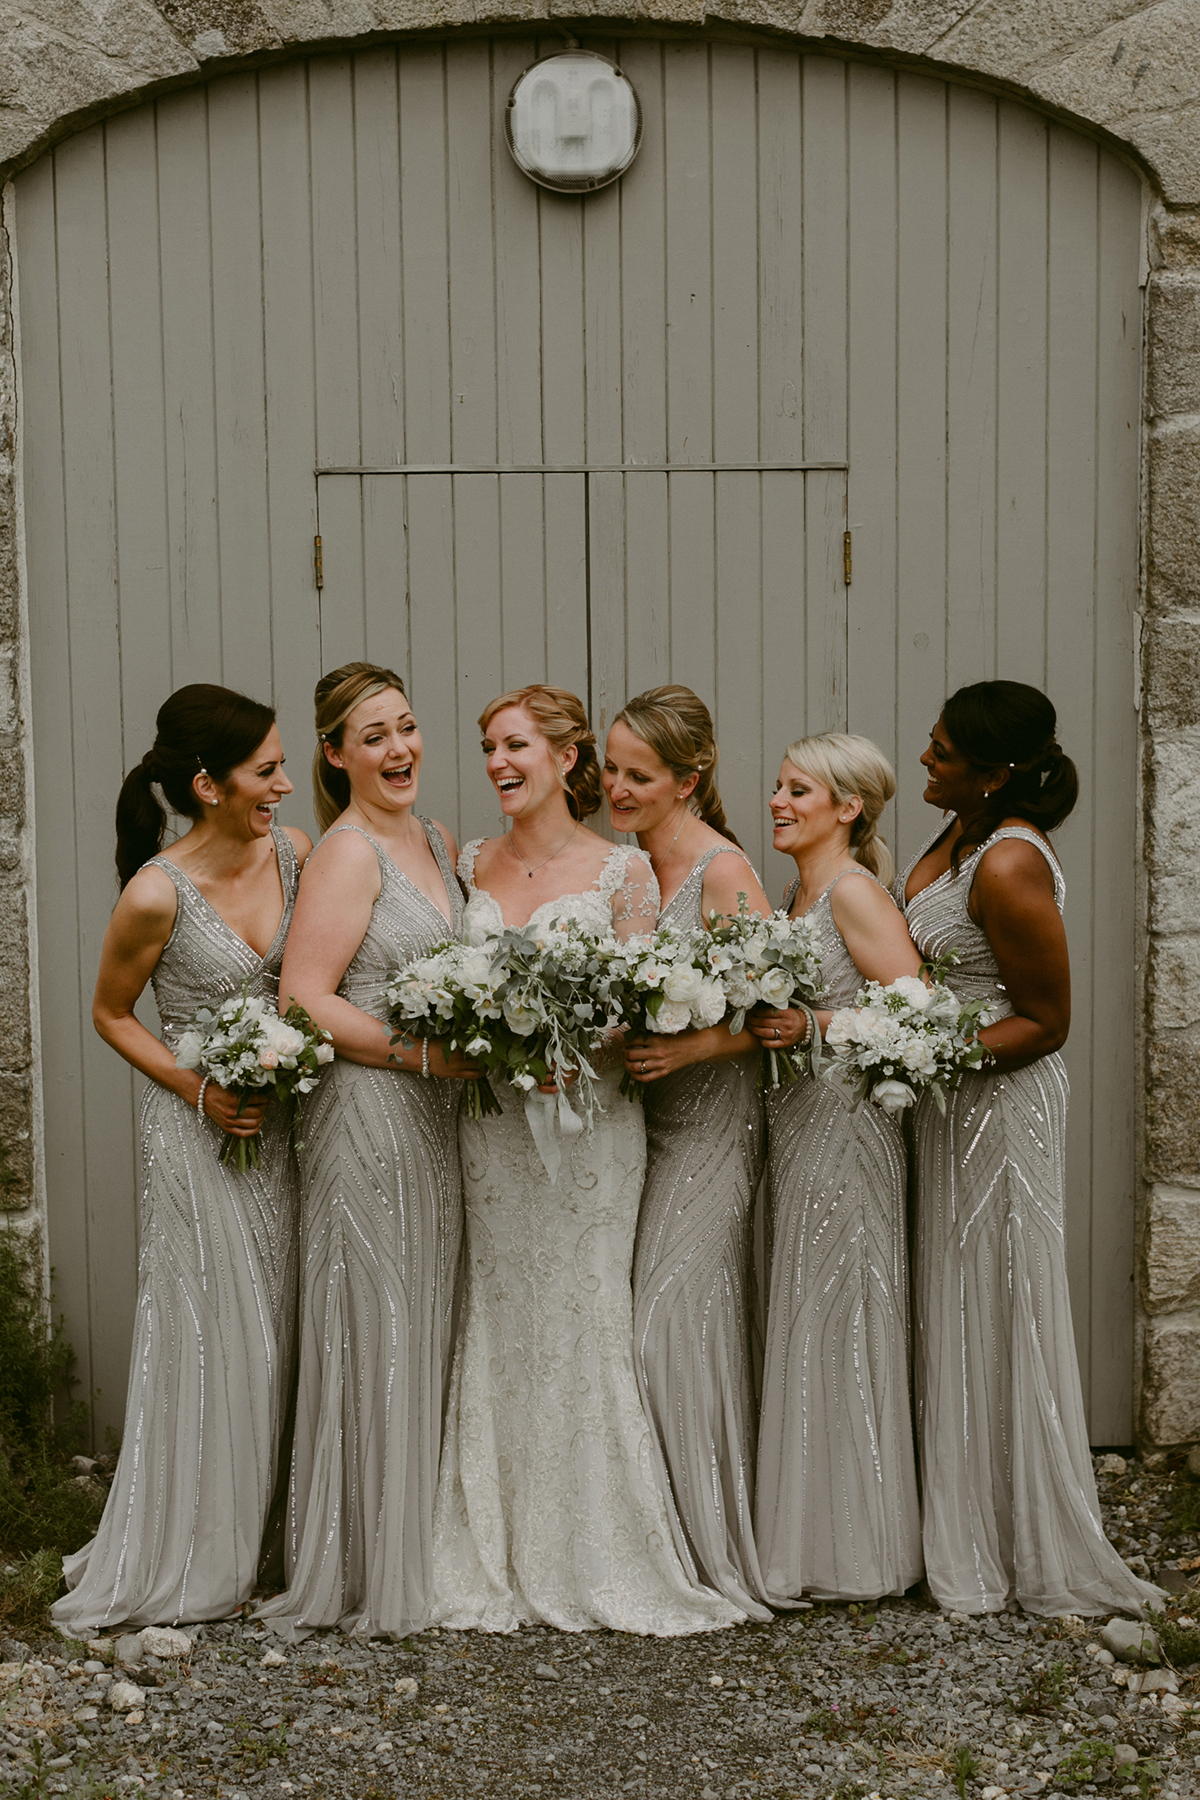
[523,1080,584,1184]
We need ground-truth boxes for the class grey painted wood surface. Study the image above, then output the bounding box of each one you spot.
[14,39,1141,1441]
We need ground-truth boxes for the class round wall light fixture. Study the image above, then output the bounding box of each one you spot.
[505,50,642,194]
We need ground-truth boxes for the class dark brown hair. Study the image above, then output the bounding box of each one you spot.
[943,680,1078,872]
[312,662,409,832]
[614,685,739,845]
[115,685,276,887]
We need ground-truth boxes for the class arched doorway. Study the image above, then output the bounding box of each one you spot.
[14,35,1142,1439]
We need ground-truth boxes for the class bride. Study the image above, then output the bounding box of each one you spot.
[432,684,743,1636]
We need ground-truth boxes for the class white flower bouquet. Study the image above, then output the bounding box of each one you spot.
[589,924,727,1100]
[824,958,996,1116]
[704,896,826,1088]
[175,989,335,1170]
[387,919,614,1177]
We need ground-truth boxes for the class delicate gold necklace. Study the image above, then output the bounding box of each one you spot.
[649,807,689,875]
[509,823,577,878]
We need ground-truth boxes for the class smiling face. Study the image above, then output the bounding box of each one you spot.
[919,715,995,816]
[209,724,293,841]
[768,758,860,860]
[602,719,692,835]
[327,687,421,813]
[482,705,576,819]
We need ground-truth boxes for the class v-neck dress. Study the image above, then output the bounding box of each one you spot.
[898,822,1161,1616]
[631,846,770,1620]
[755,869,922,1604]
[53,827,302,1633]
[258,820,465,1641]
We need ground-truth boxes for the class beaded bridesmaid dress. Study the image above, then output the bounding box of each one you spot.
[631,846,770,1619]
[899,823,1160,1616]
[53,827,301,1633]
[258,820,464,1640]
[755,868,922,1604]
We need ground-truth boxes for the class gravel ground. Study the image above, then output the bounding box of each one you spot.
[4,1453,1200,1800]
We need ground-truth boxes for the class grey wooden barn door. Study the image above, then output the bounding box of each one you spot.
[15,37,1142,1439]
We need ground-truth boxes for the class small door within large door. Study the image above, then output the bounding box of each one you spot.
[316,465,848,876]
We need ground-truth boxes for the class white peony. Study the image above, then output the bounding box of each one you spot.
[662,964,703,1005]
[889,975,931,1012]
[694,977,727,1028]
[873,1078,917,1114]
[652,998,693,1034]
[756,966,793,1008]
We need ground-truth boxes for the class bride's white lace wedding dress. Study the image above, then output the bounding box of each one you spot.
[432,841,744,1636]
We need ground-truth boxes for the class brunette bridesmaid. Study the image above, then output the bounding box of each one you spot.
[748,733,923,1604]
[605,686,772,1619]
[54,686,309,1632]
[258,663,477,1640]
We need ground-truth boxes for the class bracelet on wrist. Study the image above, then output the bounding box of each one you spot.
[196,1075,212,1116]
[421,1038,430,1079]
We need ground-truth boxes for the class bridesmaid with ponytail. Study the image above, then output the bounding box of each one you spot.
[747,734,923,1605]
[53,686,310,1633]
[603,687,772,1618]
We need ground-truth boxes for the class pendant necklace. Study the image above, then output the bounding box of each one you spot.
[510,822,577,878]
[650,807,689,876]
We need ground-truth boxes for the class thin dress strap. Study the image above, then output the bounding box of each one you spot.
[458,838,485,890]
[977,826,1066,911]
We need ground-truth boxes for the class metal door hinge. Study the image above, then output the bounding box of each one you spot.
[314,535,324,590]
[843,531,852,586]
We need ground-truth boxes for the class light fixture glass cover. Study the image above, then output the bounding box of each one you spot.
[506,50,642,193]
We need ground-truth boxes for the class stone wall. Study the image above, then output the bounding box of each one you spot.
[1,0,1199,1438]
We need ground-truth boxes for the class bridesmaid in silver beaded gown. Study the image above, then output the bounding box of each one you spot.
[748,734,923,1604]
[898,682,1159,1616]
[258,664,474,1641]
[605,689,771,1618]
[54,686,310,1633]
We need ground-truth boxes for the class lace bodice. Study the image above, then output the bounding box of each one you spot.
[146,825,299,1043]
[324,820,463,1020]
[457,839,660,943]
[660,844,754,934]
[782,867,880,1009]
[895,820,1065,1016]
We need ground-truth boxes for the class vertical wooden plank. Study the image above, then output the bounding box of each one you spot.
[399,45,452,466]
[362,473,410,677]
[354,49,405,469]
[800,57,848,464]
[714,472,765,870]
[542,474,589,703]
[316,474,366,665]
[446,41,499,465]
[54,126,141,1433]
[15,155,99,1415]
[309,56,361,472]
[259,61,321,822]
[405,475,460,833]
[895,75,949,858]
[1044,129,1101,1395]
[757,49,804,467]
[587,469,627,738]
[761,470,810,899]
[616,38,667,467]
[995,102,1050,685]
[663,42,713,464]
[668,472,715,699]
[583,181,624,469]
[1088,154,1142,1443]
[156,87,222,682]
[622,473,671,696]
[945,86,999,698]
[209,75,273,685]
[452,475,503,835]
[499,473,548,689]
[492,37,545,467]
[804,470,848,736]
[538,187,586,465]
[710,46,759,463]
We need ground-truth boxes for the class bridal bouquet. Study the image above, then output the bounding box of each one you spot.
[704,896,826,1089]
[175,989,335,1170]
[387,920,614,1178]
[824,957,996,1116]
[589,924,726,1099]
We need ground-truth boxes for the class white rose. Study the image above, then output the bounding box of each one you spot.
[315,1041,335,1065]
[724,970,756,1009]
[651,998,692,1034]
[900,1039,938,1076]
[694,977,727,1028]
[925,988,961,1028]
[265,1022,307,1059]
[175,1031,204,1070]
[460,949,494,987]
[825,1009,857,1048]
[663,964,703,1005]
[756,966,793,1009]
[888,975,931,1012]
[873,1077,916,1114]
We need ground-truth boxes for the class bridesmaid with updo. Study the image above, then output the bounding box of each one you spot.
[54,685,310,1632]
[748,732,923,1605]
[604,686,772,1619]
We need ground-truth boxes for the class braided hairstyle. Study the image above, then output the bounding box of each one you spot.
[782,732,896,885]
[312,662,409,832]
[479,686,602,820]
[115,685,277,887]
[614,686,739,845]
[942,680,1078,872]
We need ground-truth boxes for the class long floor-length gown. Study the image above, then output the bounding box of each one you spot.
[53,827,301,1634]
[631,845,770,1620]
[899,822,1160,1616]
[755,869,922,1604]
[258,820,464,1640]
[432,842,743,1636]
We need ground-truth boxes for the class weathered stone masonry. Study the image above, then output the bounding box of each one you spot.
[1,0,1199,1442]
